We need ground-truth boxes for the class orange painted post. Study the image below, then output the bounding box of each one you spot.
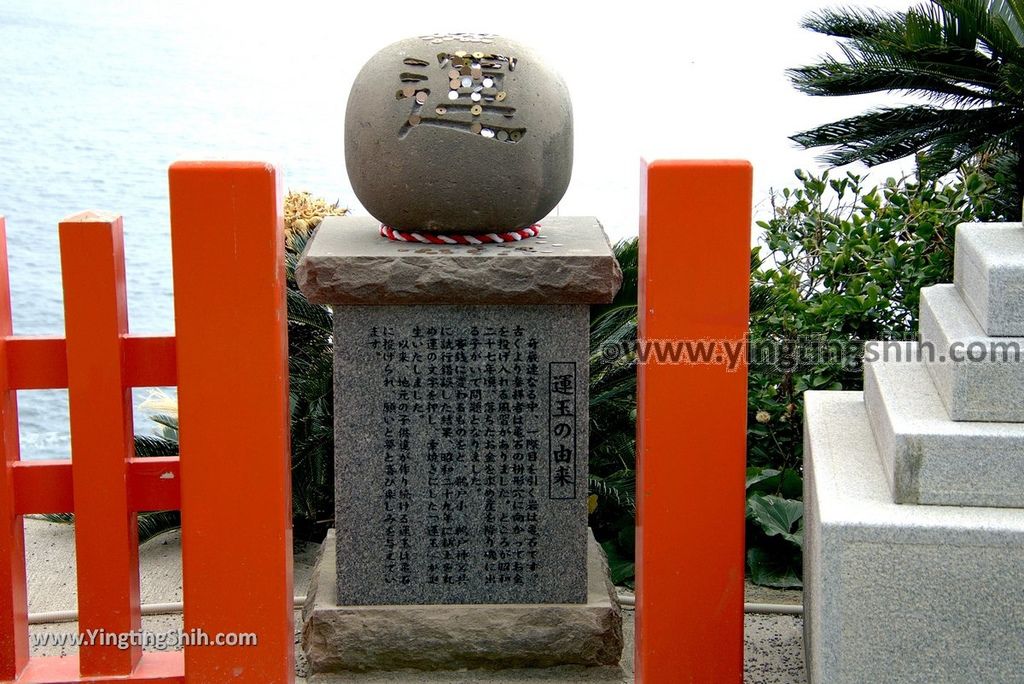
[59,211,142,676]
[169,162,293,682]
[0,216,29,681]
[635,161,752,683]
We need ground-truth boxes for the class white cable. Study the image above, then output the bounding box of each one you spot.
[615,591,802,616]
[27,596,309,626]
[26,593,802,627]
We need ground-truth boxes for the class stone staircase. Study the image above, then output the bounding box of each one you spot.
[803,223,1024,683]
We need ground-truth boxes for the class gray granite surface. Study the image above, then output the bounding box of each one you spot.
[334,304,589,605]
[953,222,1024,336]
[864,342,1024,507]
[296,216,622,305]
[803,391,1024,683]
[303,529,621,673]
[919,284,1024,422]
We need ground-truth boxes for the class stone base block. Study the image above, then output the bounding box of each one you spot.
[954,222,1024,336]
[864,342,1024,507]
[804,391,1024,684]
[302,529,623,673]
[919,284,1024,422]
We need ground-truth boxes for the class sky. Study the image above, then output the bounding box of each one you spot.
[23,0,921,239]
[175,0,920,238]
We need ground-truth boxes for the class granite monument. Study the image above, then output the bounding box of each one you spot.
[297,34,624,673]
[804,222,1024,682]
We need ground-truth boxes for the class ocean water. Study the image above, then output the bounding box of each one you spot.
[0,2,351,457]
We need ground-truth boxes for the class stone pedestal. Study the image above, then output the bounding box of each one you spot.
[803,392,1024,684]
[296,216,623,672]
[804,222,1024,682]
[302,530,623,671]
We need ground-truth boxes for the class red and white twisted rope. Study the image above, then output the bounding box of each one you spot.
[380,224,540,244]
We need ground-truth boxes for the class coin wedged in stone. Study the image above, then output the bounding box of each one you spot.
[345,34,573,233]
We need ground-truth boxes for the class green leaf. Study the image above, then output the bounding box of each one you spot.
[747,547,803,588]
[746,467,782,492]
[600,541,636,587]
[779,469,804,499]
[747,494,804,546]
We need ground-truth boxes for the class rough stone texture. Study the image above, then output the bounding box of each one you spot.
[743,614,806,684]
[296,216,622,305]
[803,391,1024,684]
[302,529,623,673]
[345,34,572,233]
[919,284,1024,422]
[953,222,1024,336]
[334,304,589,605]
[864,342,1024,507]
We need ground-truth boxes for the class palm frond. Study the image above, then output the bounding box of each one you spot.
[791,0,1024,209]
[588,471,636,512]
[37,507,180,544]
[287,288,332,335]
[137,511,181,544]
[793,104,1021,174]
[985,0,1024,45]
[134,434,179,457]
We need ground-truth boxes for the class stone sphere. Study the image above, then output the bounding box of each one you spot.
[344,33,573,233]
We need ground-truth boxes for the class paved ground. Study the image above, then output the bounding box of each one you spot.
[23,518,805,683]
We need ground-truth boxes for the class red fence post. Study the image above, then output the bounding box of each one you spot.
[59,211,142,676]
[0,216,29,681]
[635,160,752,683]
[169,162,293,682]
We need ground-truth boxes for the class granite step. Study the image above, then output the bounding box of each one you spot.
[803,390,1024,683]
[918,284,1024,422]
[953,222,1024,336]
[863,342,1024,507]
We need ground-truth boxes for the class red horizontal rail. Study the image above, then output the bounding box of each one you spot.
[12,457,180,515]
[16,651,183,682]
[126,456,181,511]
[10,460,69,515]
[5,334,176,390]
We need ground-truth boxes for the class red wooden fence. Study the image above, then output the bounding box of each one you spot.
[636,160,753,682]
[0,162,293,683]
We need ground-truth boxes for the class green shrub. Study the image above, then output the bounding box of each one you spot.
[747,169,997,472]
[587,170,999,588]
[742,169,998,586]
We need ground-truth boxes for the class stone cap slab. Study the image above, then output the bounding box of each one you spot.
[953,222,1024,336]
[295,216,623,305]
[864,342,1024,508]
[919,284,1024,422]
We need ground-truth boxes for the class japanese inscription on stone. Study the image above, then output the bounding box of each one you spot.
[334,305,588,605]
[548,362,577,500]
